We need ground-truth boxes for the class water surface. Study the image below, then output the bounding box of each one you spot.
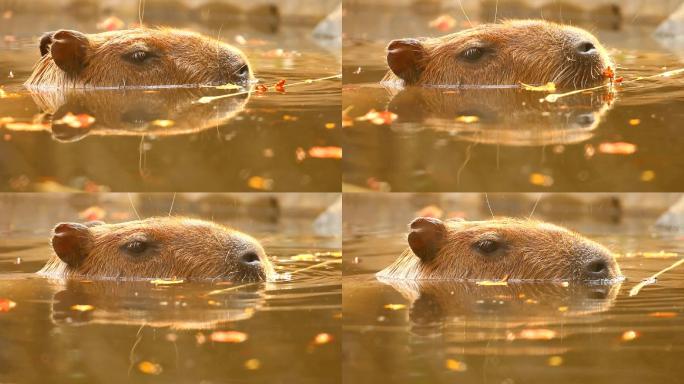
[343,215,684,384]
[0,15,341,192]
[0,217,341,383]
[343,7,684,192]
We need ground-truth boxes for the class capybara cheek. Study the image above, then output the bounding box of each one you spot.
[52,223,94,267]
[407,217,446,262]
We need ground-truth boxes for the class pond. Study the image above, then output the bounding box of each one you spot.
[342,198,684,384]
[0,201,342,383]
[0,13,341,192]
[342,6,684,192]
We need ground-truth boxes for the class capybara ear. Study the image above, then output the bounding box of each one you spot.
[407,217,446,262]
[50,30,90,75]
[39,31,55,56]
[387,38,426,84]
[51,223,93,267]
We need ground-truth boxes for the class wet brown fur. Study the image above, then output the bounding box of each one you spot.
[383,20,613,89]
[25,28,252,88]
[377,218,621,281]
[39,217,275,281]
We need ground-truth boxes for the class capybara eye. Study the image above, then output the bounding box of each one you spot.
[127,51,151,64]
[474,239,499,254]
[461,47,484,62]
[238,64,249,77]
[124,240,148,255]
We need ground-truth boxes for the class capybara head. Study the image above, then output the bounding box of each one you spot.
[26,28,253,88]
[39,217,275,281]
[377,217,621,281]
[384,20,613,89]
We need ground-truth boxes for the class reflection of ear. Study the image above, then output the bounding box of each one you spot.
[51,223,93,267]
[50,30,89,75]
[51,103,93,143]
[407,217,446,262]
[387,38,426,84]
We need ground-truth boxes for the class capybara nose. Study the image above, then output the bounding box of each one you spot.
[575,41,597,56]
[237,64,249,78]
[583,258,610,279]
[238,251,262,267]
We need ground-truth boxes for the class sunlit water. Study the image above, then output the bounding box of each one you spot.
[342,8,684,192]
[0,16,341,192]
[0,221,341,383]
[342,217,684,384]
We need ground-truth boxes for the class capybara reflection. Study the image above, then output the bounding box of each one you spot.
[39,217,275,281]
[384,20,613,89]
[377,217,621,281]
[26,28,252,88]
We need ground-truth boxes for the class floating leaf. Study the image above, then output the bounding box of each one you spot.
[643,251,678,259]
[455,115,480,123]
[151,120,175,128]
[210,331,248,343]
[96,16,124,31]
[529,173,554,187]
[0,299,17,312]
[521,82,557,92]
[308,146,342,159]
[247,176,273,191]
[517,328,557,340]
[71,304,94,312]
[54,112,95,129]
[547,356,564,367]
[356,109,397,125]
[137,361,162,375]
[383,304,406,310]
[275,79,286,92]
[621,330,640,341]
[244,358,260,370]
[216,83,241,90]
[150,279,184,285]
[603,66,615,80]
[640,170,655,182]
[314,333,333,345]
[598,142,637,155]
[291,253,317,261]
[629,119,641,126]
[648,312,677,318]
[429,15,456,31]
[445,358,467,372]
[79,206,106,222]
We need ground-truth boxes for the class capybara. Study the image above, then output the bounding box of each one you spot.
[377,217,621,281]
[25,28,253,88]
[384,20,614,89]
[39,217,275,281]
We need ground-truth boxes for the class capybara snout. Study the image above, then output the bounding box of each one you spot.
[377,217,622,281]
[41,217,275,281]
[27,28,253,88]
[384,20,614,89]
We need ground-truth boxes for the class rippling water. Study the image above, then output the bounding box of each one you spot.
[342,8,684,192]
[343,212,684,384]
[0,222,341,383]
[0,17,341,192]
